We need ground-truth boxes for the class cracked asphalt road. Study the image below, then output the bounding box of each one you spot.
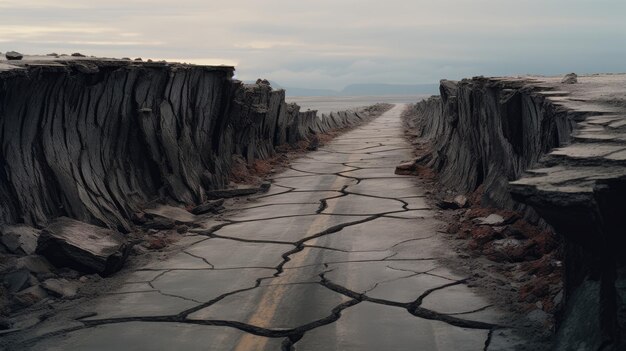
[25,105,513,350]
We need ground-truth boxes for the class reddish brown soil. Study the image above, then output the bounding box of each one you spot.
[401,106,564,329]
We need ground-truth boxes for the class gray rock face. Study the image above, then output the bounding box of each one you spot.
[408,77,574,208]
[0,59,369,231]
[410,74,626,350]
[36,217,131,276]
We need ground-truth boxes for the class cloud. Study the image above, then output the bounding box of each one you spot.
[1,0,625,88]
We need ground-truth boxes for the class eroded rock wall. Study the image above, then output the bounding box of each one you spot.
[0,60,366,232]
[410,78,573,209]
[410,76,626,350]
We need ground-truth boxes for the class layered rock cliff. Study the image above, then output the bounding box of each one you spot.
[0,58,369,232]
[408,78,575,210]
[408,75,626,350]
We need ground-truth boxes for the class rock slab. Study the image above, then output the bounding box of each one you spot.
[36,217,131,276]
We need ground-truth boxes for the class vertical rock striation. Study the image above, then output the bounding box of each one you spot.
[409,75,626,350]
[0,59,369,232]
[410,78,574,209]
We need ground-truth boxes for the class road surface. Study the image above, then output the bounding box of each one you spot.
[26,105,510,350]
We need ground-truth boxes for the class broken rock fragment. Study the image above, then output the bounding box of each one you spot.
[475,214,505,226]
[0,224,40,255]
[190,199,225,215]
[453,195,468,208]
[36,217,131,276]
[4,51,23,60]
[395,160,417,175]
[144,205,197,225]
[561,73,578,84]
[436,195,469,210]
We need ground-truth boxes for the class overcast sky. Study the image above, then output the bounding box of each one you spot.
[1,0,625,89]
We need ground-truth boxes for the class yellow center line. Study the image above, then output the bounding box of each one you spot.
[233,152,359,351]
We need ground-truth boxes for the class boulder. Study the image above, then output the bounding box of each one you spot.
[0,224,40,255]
[5,51,23,60]
[36,217,131,276]
[71,52,85,57]
[561,73,578,84]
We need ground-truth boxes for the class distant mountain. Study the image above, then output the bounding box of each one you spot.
[340,83,439,96]
[244,80,439,97]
